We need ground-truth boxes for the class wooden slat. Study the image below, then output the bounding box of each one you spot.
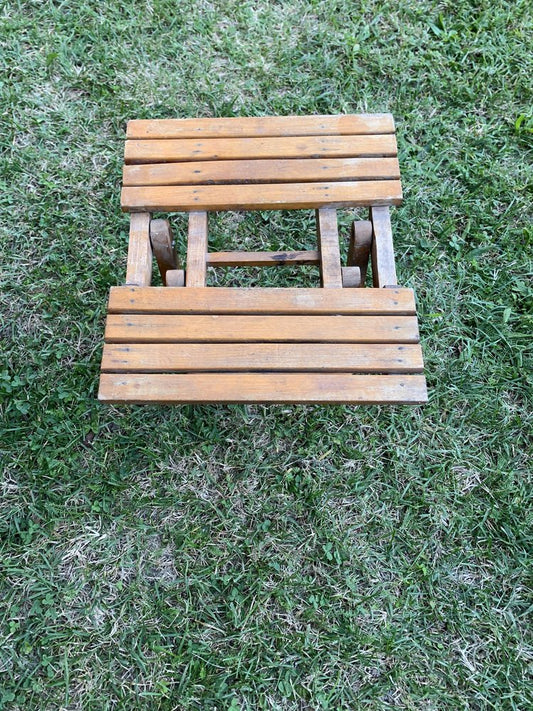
[185,212,208,287]
[370,206,398,287]
[126,114,396,140]
[123,157,401,186]
[104,314,419,344]
[107,286,417,315]
[317,208,342,288]
[98,373,428,404]
[124,135,398,164]
[121,180,402,212]
[206,250,319,267]
[125,213,152,286]
[101,343,424,373]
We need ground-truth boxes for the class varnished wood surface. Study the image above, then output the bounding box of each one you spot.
[121,180,402,212]
[125,134,398,164]
[123,157,401,186]
[185,212,208,287]
[98,373,427,404]
[101,342,424,373]
[125,213,152,286]
[107,286,417,315]
[104,314,419,344]
[126,114,396,139]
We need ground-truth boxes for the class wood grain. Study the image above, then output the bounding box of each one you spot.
[101,342,424,373]
[98,372,428,404]
[124,134,398,164]
[104,314,419,344]
[123,157,401,186]
[121,180,402,212]
[185,211,208,287]
[206,250,320,267]
[125,213,152,286]
[370,206,398,287]
[126,114,396,139]
[316,208,342,288]
[107,286,417,315]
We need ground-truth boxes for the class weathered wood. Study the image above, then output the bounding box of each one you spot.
[126,114,396,139]
[104,314,419,344]
[206,250,319,267]
[123,157,401,186]
[107,286,417,315]
[121,180,402,212]
[101,342,424,373]
[185,212,208,287]
[149,219,178,285]
[348,220,373,285]
[165,269,185,287]
[125,212,152,286]
[341,266,362,288]
[124,134,398,164]
[98,373,428,404]
[370,206,398,287]
[316,208,343,288]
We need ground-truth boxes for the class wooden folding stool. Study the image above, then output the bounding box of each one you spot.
[98,114,427,404]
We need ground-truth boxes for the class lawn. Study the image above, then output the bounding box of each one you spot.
[1,0,532,708]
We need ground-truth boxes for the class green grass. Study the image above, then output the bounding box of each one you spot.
[1,0,532,708]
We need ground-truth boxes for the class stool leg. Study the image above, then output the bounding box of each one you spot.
[347,220,372,286]
[369,206,398,288]
[316,208,343,288]
[186,212,208,287]
[125,212,152,286]
[150,218,181,286]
